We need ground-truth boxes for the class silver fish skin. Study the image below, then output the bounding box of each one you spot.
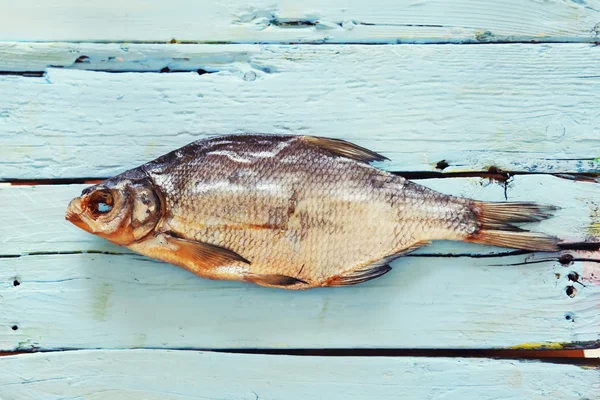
[66,134,559,289]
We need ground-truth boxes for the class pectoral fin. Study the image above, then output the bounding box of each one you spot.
[128,233,250,279]
[165,234,251,267]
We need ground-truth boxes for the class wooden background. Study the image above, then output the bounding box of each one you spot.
[0,0,599,398]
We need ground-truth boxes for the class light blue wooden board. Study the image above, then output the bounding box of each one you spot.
[1,175,598,257]
[3,252,598,351]
[1,237,598,350]
[2,174,599,350]
[0,350,598,400]
[1,1,597,395]
[1,44,599,179]
[0,0,598,43]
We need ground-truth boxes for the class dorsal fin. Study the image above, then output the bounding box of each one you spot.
[301,136,389,163]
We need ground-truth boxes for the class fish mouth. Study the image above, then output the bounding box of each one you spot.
[65,197,93,233]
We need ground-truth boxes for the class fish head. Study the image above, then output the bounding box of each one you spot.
[66,171,162,246]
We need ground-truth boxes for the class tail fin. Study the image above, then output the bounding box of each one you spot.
[467,201,560,252]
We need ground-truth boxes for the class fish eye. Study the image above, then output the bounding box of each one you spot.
[86,190,114,217]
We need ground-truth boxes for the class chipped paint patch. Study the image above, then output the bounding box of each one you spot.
[136,333,147,348]
[510,340,600,350]
[92,283,113,321]
[583,349,600,358]
[588,202,600,238]
[475,31,494,42]
[509,342,565,350]
[581,202,600,285]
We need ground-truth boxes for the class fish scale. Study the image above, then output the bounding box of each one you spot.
[158,139,456,282]
[66,134,560,289]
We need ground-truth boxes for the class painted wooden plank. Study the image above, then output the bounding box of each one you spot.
[1,175,598,257]
[1,215,598,351]
[1,43,599,179]
[0,0,598,43]
[0,351,598,400]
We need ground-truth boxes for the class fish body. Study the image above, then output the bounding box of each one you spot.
[66,135,559,289]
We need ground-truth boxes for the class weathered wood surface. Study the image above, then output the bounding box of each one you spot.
[0,350,598,400]
[2,175,598,256]
[1,43,599,180]
[2,251,598,351]
[1,176,598,351]
[1,2,599,396]
[0,0,599,43]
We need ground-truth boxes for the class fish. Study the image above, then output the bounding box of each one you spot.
[66,134,560,289]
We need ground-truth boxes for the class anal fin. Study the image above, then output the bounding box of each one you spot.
[325,241,430,287]
[326,264,392,286]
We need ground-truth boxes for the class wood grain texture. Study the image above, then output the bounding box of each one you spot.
[0,0,598,43]
[1,1,599,373]
[1,351,598,400]
[2,252,597,351]
[1,43,599,179]
[2,175,598,257]
[1,178,598,351]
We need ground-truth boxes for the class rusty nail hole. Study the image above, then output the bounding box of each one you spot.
[486,166,510,183]
[435,160,449,170]
[243,71,257,81]
[169,38,177,44]
[565,285,577,298]
[567,271,587,287]
[567,271,579,282]
[11,325,18,331]
[558,254,574,266]
[197,69,208,75]
[160,66,171,73]
[564,312,575,322]
[554,273,561,279]
[13,279,20,287]
[74,55,90,64]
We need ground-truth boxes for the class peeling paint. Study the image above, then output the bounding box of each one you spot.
[509,342,565,350]
[475,31,494,42]
[587,201,600,238]
[510,340,600,350]
[92,283,113,321]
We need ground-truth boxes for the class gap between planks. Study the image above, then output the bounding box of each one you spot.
[0,348,598,364]
[2,245,599,259]
[2,169,599,186]
[0,40,598,48]
[1,0,599,43]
